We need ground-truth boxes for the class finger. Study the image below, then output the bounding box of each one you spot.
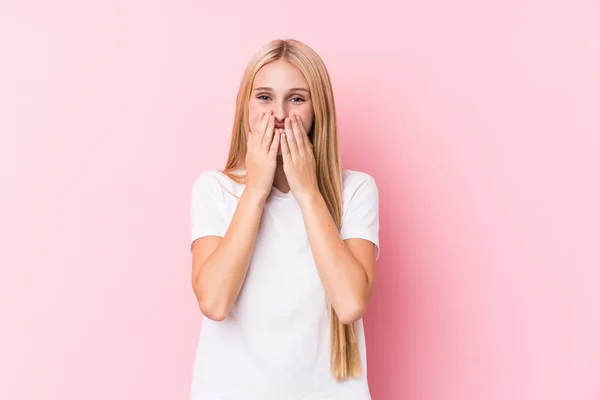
[262,113,275,149]
[284,117,300,161]
[269,128,281,157]
[258,111,272,136]
[294,113,313,150]
[252,111,269,138]
[280,130,292,161]
[289,112,307,155]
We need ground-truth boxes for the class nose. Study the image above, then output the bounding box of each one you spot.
[272,101,288,124]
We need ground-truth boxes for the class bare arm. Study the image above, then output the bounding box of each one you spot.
[279,112,378,324]
[298,192,376,324]
[191,188,267,321]
[191,110,280,321]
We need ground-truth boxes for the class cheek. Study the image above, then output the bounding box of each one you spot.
[248,100,274,120]
[301,111,314,133]
[248,101,260,122]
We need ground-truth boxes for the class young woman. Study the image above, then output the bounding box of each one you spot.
[189,39,380,400]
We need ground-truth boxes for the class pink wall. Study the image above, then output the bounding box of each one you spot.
[1,1,599,399]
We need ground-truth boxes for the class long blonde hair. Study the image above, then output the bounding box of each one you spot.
[220,39,360,381]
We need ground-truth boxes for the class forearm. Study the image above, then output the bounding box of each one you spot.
[195,188,267,319]
[299,192,369,323]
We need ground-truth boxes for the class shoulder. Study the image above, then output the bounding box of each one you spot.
[191,169,246,199]
[192,170,222,192]
[341,169,378,198]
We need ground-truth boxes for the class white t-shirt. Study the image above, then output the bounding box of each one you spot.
[189,168,380,400]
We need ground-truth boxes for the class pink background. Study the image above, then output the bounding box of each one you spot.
[1,1,599,399]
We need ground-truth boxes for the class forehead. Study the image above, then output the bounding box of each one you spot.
[252,59,308,90]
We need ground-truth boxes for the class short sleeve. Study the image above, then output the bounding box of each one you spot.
[339,175,381,260]
[189,171,228,251]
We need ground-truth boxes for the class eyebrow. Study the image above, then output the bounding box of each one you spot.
[252,86,310,93]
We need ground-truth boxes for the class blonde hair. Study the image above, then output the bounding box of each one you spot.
[220,39,361,381]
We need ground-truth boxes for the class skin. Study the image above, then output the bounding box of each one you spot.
[191,59,377,324]
[248,58,314,193]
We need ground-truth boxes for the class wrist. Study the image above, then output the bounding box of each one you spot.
[297,187,322,209]
[242,186,269,205]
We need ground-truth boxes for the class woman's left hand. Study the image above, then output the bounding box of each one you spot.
[280,111,320,205]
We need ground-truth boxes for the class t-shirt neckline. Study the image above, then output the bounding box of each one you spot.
[269,185,294,200]
[231,168,294,200]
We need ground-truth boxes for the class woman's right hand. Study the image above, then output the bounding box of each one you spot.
[245,110,281,199]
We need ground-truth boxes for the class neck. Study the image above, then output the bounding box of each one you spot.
[273,156,290,193]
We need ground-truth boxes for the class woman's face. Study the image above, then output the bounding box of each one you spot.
[248,59,314,137]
